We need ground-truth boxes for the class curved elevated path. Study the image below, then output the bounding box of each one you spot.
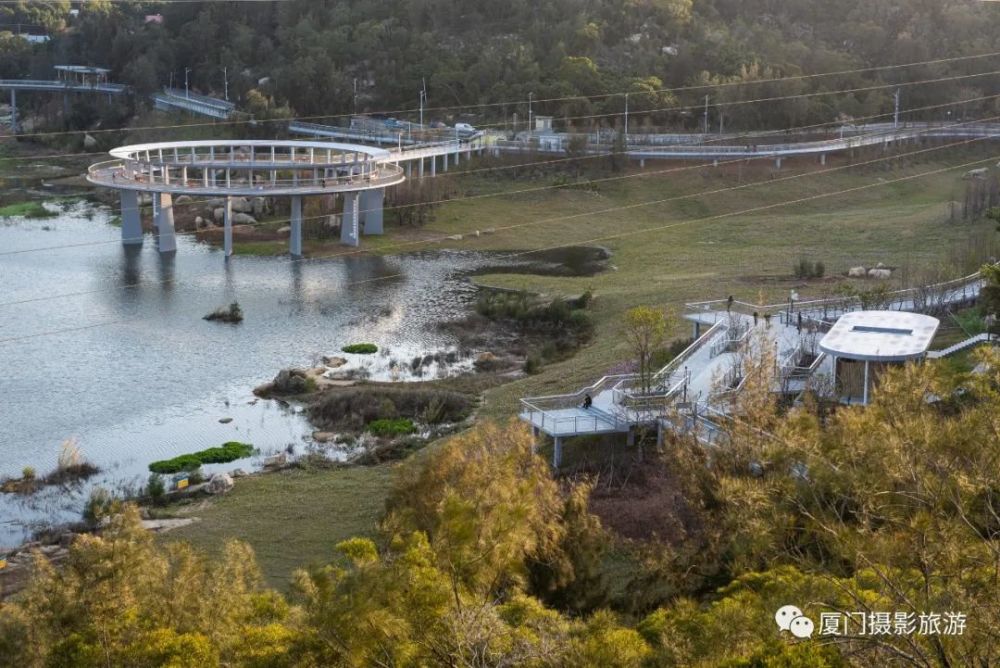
[503,122,1000,165]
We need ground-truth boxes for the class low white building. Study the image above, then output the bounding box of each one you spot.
[819,311,940,405]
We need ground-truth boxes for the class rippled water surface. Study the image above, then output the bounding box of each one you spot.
[0,200,511,546]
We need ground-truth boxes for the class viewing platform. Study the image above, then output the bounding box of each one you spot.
[87,140,405,256]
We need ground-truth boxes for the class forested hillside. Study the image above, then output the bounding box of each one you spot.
[3,0,1000,130]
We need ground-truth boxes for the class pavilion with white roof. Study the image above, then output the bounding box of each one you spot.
[818,310,940,405]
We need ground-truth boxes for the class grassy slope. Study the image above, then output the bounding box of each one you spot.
[167,148,999,586]
[412,150,998,415]
[165,465,394,590]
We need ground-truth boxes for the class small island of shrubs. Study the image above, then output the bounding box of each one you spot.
[148,441,254,474]
[342,343,378,354]
[203,302,244,324]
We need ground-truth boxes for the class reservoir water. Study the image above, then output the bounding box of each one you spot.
[0,200,511,546]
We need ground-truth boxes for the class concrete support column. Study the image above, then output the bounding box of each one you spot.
[341,192,360,247]
[820,153,827,166]
[223,196,233,258]
[640,158,646,168]
[360,188,384,235]
[155,192,177,253]
[120,190,142,245]
[692,321,701,339]
[290,195,303,257]
[444,153,449,171]
[862,359,870,405]
[431,156,437,177]
[627,430,636,447]
[405,162,412,178]
[775,157,783,170]
[656,422,664,448]
[553,437,563,468]
[455,149,461,166]
[418,158,424,178]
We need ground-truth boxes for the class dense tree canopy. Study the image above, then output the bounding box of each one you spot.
[4,0,1000,131]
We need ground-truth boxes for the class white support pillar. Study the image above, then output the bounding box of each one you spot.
[820,153,827,165]
[360,188,384,235]
[775,157,783,170]
[431,156,437,177]
[155,192,177,253]
[290,195,303,257]
[444,153,449,171]
[120,190,142,245]
[455,149,461,166]
[341,192,360,247]
[223,196,233,259]
[418,158,424,178]
[553,437,563,468]
[862,359,870,405]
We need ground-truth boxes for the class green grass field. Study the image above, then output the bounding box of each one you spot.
[166,146,1000,586]
[165,465,394,590]
[409,148,1000,414]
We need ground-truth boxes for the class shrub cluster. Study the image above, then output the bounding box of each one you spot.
[148,441,254,474]
[366,418,418,437]
[475,291,595,374]
[309,388,472,432]
[793,258,826,279]
[203,302,244,323]
[342,343,379,354]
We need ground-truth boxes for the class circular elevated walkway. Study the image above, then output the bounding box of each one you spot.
[87,140,404,196]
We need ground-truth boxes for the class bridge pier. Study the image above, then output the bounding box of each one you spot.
[341,192,360,247]
[360,188,384,235]
[155,192,177,253]
[431,156,437,177]
[443,153,449,172]
[120,190,142,245]
[553,436,563,468]
[775,157,783,170]
[223,196,234,258]
[820,153,827,166]
[290,195,303,257]
[640,158,646,168]
[418,158,424,178]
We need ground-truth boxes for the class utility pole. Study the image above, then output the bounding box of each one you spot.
[703,95,709,135]
[528,91,534,138]
[420,77,427,128]
[184,67,191,99]
[223,66,229,102]
[624,91,629,140]
[893,88,901,129]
